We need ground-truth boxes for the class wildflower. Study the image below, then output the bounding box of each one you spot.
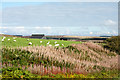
[40,41,42,43]
[70,74,74,78]
[20,75,23,78]
[62,44,64,46]
[52,76,54,78]
[8,39,10,41]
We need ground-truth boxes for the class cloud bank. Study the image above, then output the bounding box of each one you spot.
[0,26,118,36]
[1,2,118,36]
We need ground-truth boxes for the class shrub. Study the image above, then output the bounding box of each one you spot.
[104,36,120,55]
[2,67,41,78]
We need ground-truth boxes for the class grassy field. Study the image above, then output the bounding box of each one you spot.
[1,36,82,47]
[0,36,119,79]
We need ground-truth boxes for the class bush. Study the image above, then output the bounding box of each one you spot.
[104,36,120,55]
[2,67,41,78]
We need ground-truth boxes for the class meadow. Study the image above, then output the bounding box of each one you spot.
[1,36,82,47]
[0,36,119,79]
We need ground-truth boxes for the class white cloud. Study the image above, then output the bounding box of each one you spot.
[2,2,117,27]
[0,26,53,35]
[89,32,93,34]
[0,32,4,34]
[43,27,51,30]
[4,31,7,33]
[0,26,118,36]
[15,26,25,29]
[35,26,51,30]
[0,27,8,29]
[0,26,25,29]
[0,26,28,35]
[104,19,117,26]
[107,32,110,34]
[35,27,40,29]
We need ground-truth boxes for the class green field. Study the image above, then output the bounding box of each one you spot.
[1,36,82,47]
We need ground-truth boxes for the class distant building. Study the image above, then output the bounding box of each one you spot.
[13,35,23,37]
[100,36,111,37]
[42,36,47,39]
[60,37,80,40]
[46,37,80,40]
[30,34,45,39]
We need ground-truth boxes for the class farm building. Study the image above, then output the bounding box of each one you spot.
[30,34,45,39]
[13,35,23,37]
[60,37,80,40]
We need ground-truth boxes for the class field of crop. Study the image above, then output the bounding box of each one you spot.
[0,36,119,79]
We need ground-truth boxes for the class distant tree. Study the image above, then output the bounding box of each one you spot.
[104,36,120,55]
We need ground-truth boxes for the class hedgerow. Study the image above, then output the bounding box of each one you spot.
[104,36,120,55]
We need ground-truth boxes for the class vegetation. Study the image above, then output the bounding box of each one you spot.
[1,36,82,47]
[2,67,41,78]
[0,36,119,79]
[2,47,74,70]
[104,36,120,55]
[1,67,119,78]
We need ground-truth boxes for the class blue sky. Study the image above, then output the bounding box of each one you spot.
[0,2,118,36]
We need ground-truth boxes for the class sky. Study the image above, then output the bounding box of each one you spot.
[0,2,118,36]
[1,0,120,2]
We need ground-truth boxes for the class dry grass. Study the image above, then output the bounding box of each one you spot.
[14,42,118,74]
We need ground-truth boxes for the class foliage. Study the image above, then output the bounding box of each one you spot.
[2,67,41,78]
[1,36,119,79]
[1,67,119,78]
[2,47,74,70]
[86,69,119,78]
[104,36,120,55]
[66,45,80,54]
